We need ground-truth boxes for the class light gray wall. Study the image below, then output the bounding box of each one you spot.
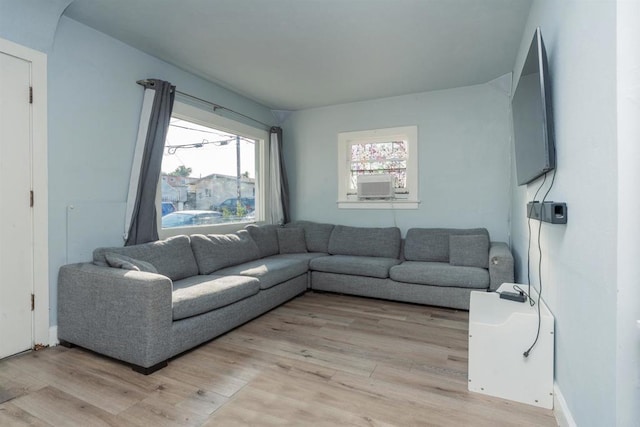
[283,81,512,241]
[510,0,620,425]
[43,16,274,327]
[615,1,640,425]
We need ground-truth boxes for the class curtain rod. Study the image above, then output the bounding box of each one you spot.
[136,79,274,130]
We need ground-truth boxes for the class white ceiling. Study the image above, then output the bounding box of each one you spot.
[63,0,532,111]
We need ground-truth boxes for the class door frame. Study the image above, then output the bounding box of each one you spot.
[0,37,49,348]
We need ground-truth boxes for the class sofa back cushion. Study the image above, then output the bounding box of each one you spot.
[93,235,198,281]
[277,227,307,254]
[190,230,261,275]
[449,234,490,269]
[286,221,334,253]
[404,228,489,265]
[245,224,280,258]
[328,225,401,258]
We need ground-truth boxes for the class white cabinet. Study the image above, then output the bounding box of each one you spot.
[468,283,554,409]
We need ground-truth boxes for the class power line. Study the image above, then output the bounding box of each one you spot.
[164,137,255,155]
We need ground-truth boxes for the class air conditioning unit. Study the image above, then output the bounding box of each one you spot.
[357,174,394,200]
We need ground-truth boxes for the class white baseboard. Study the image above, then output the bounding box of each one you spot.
[554,382,577,427]
[49,325,59,346]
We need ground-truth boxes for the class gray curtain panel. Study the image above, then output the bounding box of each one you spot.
[270,126,290,224]
[126,79,175,246]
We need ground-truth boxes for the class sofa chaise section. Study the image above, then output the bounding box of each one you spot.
[57,233,308,374]
[58,262,174,373]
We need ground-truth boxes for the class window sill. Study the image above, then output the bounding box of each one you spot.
[159,220,257,239]
[337,200,420,209]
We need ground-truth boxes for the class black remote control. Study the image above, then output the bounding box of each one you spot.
[499,291,527,303]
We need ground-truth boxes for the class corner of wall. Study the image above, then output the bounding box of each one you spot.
[553,382,578,427]
[0,0,73,53]
[486,72,513,98]
[49,325,59,346]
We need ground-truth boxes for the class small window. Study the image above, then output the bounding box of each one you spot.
[338,126,419,209]
[158,101,268,234]
[348,140,408,194]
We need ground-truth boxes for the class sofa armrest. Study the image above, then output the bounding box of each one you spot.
[57,263,173,368]
[488,242,514,292]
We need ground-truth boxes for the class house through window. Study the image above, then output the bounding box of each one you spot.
[159,101,266,231]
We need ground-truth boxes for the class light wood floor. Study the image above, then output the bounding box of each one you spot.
[0,292,556,426]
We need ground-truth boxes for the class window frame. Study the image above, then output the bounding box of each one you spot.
[337,125,420,209]
[158,101,269,238]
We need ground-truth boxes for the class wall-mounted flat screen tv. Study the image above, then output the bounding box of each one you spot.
[511,27,556,186]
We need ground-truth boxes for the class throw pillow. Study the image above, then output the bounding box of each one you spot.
[449,235,489,269]
[277,227,307,254]
[104,252,159,273]
[93,235,199,281]
[245,224,279,257]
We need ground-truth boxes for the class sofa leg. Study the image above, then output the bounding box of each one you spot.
[58,340,75,348]
[131,360,168,375]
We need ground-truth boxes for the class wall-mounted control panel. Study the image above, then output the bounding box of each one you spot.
[526,201,567,224]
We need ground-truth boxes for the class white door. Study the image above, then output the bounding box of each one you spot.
[0,51,34,359]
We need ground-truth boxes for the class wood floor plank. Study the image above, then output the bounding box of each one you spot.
[0,292,556,426]
[201,405,289,427]
[4,352,148,415]
[211,381,396,427]
[244,366,432,426]
[217,329,378,377]
[329,370,553,427]
[116,395,207,427]
[0,356,50,406]
[152,362,248,398]
[0,402,51,427]
[11,386,128,427]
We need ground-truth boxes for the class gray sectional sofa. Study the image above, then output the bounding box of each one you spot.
[57,221,513,374]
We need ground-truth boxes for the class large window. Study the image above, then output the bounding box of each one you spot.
[337,126,419,208]
[158,101,267,234]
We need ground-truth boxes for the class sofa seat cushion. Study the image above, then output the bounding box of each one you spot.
[309,255,400,279]
[172,275,260,320]
[389,261,489,289]
[275,252,330,265]
[93,235,199,281]
[214,257,309,290]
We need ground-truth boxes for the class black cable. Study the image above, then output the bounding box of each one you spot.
[512,284,532,300]
[169,121,231,138]
[524,165,557,358]
[526,174,547,306]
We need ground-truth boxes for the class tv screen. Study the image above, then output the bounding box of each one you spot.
[511,27,556,186]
